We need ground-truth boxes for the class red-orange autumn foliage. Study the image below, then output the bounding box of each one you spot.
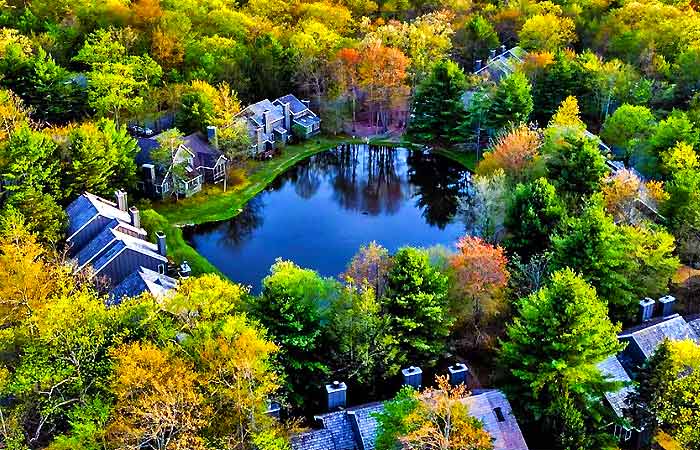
[358,42,410,125]
[450,236,509,305]
[450,236,510,346]
[476,124,541,181]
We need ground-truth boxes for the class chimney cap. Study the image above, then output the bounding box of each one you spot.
[325,381,347,393]
[659,295,676,304]
[449,363,468,372]
[639,297,655,307]
[401,366,422,376]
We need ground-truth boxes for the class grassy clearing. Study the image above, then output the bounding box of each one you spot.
[144,134,477,276]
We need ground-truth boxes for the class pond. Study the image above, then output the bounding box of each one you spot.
[184,144,474,291]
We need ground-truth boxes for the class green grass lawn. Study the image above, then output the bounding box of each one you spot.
[143,135,477,276]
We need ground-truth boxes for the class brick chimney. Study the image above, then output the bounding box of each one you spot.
[658,295,676,318]
[115,190,128,211]
[326,381,347,410]
[129,206,140,229]
[639,297,655,323]
[402,366,422,389]
[156,231,167,257]
[448,363,470,386]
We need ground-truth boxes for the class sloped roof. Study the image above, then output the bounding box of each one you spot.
[274,94,310,115]
[66,192,131,238]
[241,99,284,125]
[619,314,699,360]
[184,132,227,168]
[136,137,160,166]
[290,428,335,450]
[597,356,634,418]
[110,266,177,302]
[291,390,528,450]
[348,402,384,450]
[74,223,120,268]
[90,228,166,277]
[688,315,700,337]
[465,390,530,450]
[474,47,526,82]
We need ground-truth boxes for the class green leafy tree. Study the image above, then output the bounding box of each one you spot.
[647,111,699,172]
[154,128,188,200]
[552,197,679,323]
[61,119,138,198]
[454,15,499,68]
[673,45,700,102]
[383,247,451,368]
[249,260,334,408]
[529,51,589,125]
[408,60,467,144]
[505,178,565,260]
[600,104,657,165]
[219,119,252,161]
[543,127,607,204]
[500,269,623,449]
[624,340,674,436]
[486,71,533,132]
[626,339,700,449]
[326,284,390,392]
[374,378,494,450]
[0,125,62,199]
[663,143,700,233]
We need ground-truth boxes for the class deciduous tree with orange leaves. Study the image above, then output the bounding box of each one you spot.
[374,376,494,450]
[476,124,542,182]
[449,236,509,346]
[358,41,410,132]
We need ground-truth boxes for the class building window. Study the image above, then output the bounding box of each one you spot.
[493,407,505,422]
[158,264,165,274]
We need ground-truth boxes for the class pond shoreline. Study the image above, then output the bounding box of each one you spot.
[144,136,476,276]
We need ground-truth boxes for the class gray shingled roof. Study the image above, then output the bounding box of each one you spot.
[274,94,310,115]
[619,314,699,360]
[241,99,284,124]
[291,390,528,450]
[687,316,700,337]
[474,47,526,82]
[184,132,227,169]
[465,390,529,450]
[110,266,177,302]
[66,193,131,238]
[596,356,634,418]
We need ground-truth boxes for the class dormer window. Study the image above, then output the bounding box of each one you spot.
[494,407,505,422]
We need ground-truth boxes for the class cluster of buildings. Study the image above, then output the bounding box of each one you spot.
[291,365,530,450]
[134,94,320,200]
[65,190,184,301]
[598,296,700,448]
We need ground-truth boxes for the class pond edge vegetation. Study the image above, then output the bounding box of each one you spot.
[143,136,476,277]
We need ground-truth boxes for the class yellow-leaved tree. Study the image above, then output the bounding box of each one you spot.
[108,342,209,450]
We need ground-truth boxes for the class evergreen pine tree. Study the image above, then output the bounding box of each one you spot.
[408,60,468,144]
[624,340,674,434]
[486,71,534,132]
[500,269,624,449]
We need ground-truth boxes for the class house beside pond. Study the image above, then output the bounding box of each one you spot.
[237,93,321,155]
[136,130,229,199]
[65,190,179,302]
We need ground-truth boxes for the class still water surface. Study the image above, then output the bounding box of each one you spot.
[184,144,473,291]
